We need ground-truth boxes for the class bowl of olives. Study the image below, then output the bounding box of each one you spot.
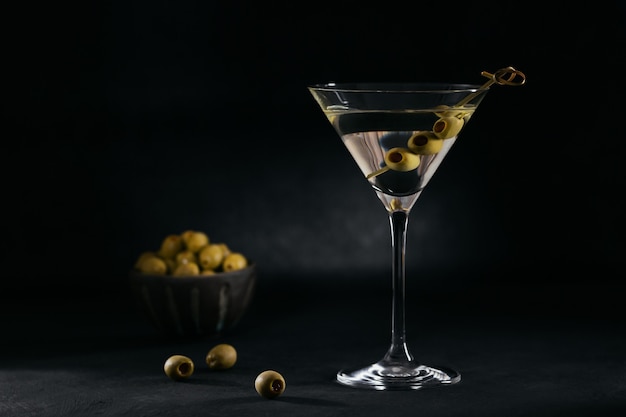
[129,230,257,339]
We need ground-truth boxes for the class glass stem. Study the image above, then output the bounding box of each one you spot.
[384,210,414,364]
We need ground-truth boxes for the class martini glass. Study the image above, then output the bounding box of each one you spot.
[308,68,525,390]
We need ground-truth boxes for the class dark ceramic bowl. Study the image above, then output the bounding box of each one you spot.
[129,263,256,338]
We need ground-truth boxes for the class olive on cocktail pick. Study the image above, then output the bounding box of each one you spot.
[434,104,455,117]
[407,131,443,155]
[434,105,472,122]
[366,66,527,182]
[383,147,420,172]
[432,116,464,139]
[366,147,421,179]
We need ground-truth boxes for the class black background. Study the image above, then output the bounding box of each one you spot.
[2,2,626,416]
[3,1,625,297]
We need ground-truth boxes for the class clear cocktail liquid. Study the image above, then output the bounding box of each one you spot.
[324,108,476,206]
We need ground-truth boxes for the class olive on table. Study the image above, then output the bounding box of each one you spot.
[164,355,195,381]
[255,370,286,399]
[206,343,237,370]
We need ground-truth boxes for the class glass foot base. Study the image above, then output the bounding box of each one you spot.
[336,362,460,390]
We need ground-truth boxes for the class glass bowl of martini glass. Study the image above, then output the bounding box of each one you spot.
[308,67,525,390]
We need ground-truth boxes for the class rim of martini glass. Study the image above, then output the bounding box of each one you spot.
[308,82,488,94]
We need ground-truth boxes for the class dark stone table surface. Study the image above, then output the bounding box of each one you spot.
[1,275,625,417]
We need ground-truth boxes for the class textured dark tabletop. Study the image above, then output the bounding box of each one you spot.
[1,276,625,417]
[3,1,625,415]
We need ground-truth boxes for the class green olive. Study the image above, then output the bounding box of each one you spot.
[164,257,176,274]
[164,355,194,381]
[206,343,237,370]
[138,256,167,275]
[159,234,184,259]
[173,262,200,276]
[433,104,461,118]
[175,250,197,265]
[407,131,443,155]
[255,370,286,399]
[383,147,420,172]
[434,104,473,120]
[223,252,248,272]
[183,230,210,253]
[136,232,245,276]
[198,244,225,271]
[216,243,231,257]
[433,116,464,139]
[134,251,157,269]
[433,104,452,117]
[180,230,194,242]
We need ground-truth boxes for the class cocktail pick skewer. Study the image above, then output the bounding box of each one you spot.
[367,166,390,179]
[455,66,526,107]
[366,67,526,180]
